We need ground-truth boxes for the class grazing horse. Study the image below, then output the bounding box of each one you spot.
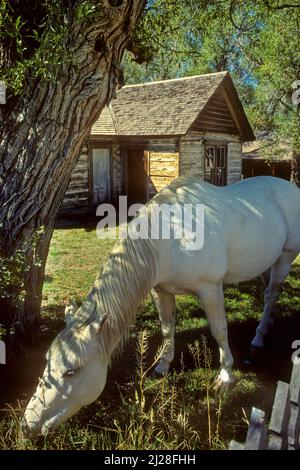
[23,176,300,436]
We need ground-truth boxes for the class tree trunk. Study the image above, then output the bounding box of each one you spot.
[1,226,53,353]
[291,152,300,187]
[0,0,146,344]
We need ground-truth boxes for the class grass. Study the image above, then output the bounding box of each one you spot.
[0,223,299,450]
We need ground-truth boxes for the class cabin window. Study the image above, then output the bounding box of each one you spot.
[204,143,227,186]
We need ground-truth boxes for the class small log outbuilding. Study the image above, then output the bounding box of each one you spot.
[243,136,292,181]
[61,71,254,212]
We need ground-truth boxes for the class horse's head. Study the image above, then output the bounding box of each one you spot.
[22,303,108,436]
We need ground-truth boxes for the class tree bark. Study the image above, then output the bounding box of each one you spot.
[290,152,300,187]
[0,0,146,343]
[290,104,300,187]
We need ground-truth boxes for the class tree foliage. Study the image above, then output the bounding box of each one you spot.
[0,1,113,96]
[124,0,300,162]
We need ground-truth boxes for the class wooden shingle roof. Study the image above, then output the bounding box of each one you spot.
[91,71,254,141]
[91,106,116,135]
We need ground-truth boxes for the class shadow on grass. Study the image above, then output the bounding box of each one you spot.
[55,214,98,231]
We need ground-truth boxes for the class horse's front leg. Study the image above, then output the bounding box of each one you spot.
[198,283,234,385]
[151,287,176,376]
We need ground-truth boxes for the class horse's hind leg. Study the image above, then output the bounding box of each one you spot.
[251,250,298,348]
[198,283,234,384]
[151,287,176,376]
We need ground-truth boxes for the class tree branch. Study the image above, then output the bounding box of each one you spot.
[263,0,300,10]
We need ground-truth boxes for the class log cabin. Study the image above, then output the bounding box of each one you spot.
[60,71,254,213]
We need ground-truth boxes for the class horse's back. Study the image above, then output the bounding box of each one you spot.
[188,175,300,251]
[152,176,300,287]
[158,175,300,217]
[236,176,300,251]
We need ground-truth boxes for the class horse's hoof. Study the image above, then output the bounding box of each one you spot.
[214,377,225,390]
[151,368,168,379]
[214,370,234,390]
[213,377,234,391]
[152,363,170,378]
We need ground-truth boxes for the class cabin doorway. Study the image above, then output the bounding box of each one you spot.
[92,148,111,206]
[127,148,147,205]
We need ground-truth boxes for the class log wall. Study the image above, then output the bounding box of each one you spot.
[111,143,123,202]
[147,151,179,199]
[179,131,242,184]
[60,148,89,213]
[143,140,179,199]
[179,134,204,178]
[60,131,242,213]
[227,140,242,184]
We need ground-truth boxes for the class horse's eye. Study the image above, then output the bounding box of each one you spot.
[63,369,76,378]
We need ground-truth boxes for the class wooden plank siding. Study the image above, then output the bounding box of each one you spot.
[147,151,179,198]
[179,135,204,178]
[111,144,123,202]
[148,139,178,153]
[192,89,239,136]
[59,132,242,215]
[178,131,242,185]
[60,151,89,213]
[227,140,242,184]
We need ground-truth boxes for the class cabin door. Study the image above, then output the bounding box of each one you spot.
[92,148,111,205]
[127,148,147,205]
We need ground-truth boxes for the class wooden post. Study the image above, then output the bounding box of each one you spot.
[288,363,300,449]
[228,440,245,450]
[289,363,300,405]
[229,362,300,450]
[244,407,268,450]
[268,381,290,450]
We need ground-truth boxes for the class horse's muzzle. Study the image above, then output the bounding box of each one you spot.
[20,415,42,438]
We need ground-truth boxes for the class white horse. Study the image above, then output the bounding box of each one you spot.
[22,176,300,436]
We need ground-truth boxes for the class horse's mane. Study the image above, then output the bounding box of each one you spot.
[52,224,158,365]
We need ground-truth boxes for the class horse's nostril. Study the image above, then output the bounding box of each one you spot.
[20,416,41,438]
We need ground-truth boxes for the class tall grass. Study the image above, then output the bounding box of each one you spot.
[0,333,251,450]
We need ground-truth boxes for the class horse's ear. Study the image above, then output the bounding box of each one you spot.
[65,300,78,324]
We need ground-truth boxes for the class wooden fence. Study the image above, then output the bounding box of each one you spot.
[229,362,300,450]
